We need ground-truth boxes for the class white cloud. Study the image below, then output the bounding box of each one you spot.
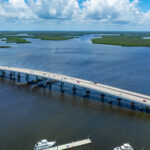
[0,0,36,19]
[0,0,150,27]
[81,0,142,24]
[27,0,80,19]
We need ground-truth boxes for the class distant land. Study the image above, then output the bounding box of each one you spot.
[0,46,11,48]
[1,31,150,47]
[92,35,150,47]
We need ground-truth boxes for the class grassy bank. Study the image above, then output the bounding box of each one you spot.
[31,34,74,40]
[91,35,150,47]
[3,36,31,43]
[0,32,76,43]
[0,46,11,48]
[1,31,150,46]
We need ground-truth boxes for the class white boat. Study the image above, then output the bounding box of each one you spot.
[114,143,134,150]
[34,139,56,150]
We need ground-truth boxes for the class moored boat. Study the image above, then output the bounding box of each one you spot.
[34,139,56,150]
[113,143,134,150]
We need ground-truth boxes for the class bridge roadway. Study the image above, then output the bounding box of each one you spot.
[0,66,150,107]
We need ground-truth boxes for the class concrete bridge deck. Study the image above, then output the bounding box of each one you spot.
[0,66,150,107]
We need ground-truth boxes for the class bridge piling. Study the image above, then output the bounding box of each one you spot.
[83,89,90,98]
[0,70,5,78]
[139,105,143,112]
[86,90,90,97]
[60,82,65,93]
[48,83,52,90]
[101,94,105,102]
[17,73,21,82]
[9,71,13,79]
[131,102,135,109]
[108,99,113,104]
[26,74,29,82]
[117,98,121,106]
[12,72,16,80]
[72,85,77,94]
[146,106,149,112]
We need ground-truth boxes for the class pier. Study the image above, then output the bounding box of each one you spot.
[45,138,91,150]
[0,66,150,113]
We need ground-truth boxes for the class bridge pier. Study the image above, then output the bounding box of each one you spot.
[13,72,16,80]
[17,73,21,82]
[26,74,29,82]
[83,89,90,98]
[35,76,39,82]
[9,71,13,79]
[72,85,77,94]
[48,83,52,89]
[131,102,135,109]
[139,105,143,112]
[47,80,58,90]
[117,98,121,106]
[101,94,105,102]
[60,82,65,93]
[108,99,113,104]
[0,70,5,78]
[146,106,149,112]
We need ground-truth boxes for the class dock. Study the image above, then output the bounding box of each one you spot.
[45,138,92,150]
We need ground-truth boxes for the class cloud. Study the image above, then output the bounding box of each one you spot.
[0,0,150,26]
[27,0,80,20]
[0,0,36,19]
[81,0,141,23]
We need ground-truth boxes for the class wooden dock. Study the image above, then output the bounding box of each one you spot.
[45,138,92,150]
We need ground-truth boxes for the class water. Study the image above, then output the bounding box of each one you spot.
[143,37,150,39]
[0,34,150,150]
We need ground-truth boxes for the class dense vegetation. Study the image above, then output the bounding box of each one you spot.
[1,31,150,46]
[0,46,11,48]
[92,35,150,47]
[30,33,74,40]
[0,31,78,43]
[3,36,31,43]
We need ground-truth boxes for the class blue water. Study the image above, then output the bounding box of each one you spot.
[0,34,150,150]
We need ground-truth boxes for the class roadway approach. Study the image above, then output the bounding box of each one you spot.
[0,66,150,113]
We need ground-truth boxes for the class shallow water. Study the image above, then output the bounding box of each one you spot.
[0,34,150,150]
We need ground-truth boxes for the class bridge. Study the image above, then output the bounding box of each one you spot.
[0,66,150,112]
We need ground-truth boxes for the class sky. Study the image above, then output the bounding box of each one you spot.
[0,0,150,31]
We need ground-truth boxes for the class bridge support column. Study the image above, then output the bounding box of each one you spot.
[131,102,135,109]
[108,99,113,105]
[12,72,16,80]
[9,71,13,79]
[117,98,121,106]
[83,89,90,98]
[0,70,5,78]
[26,74,29,82]
[72,85,77,94]
[17,73,21,82]
[47,81,52,90]
[101,94,105,102]
[139,105,143,112]
[86,90,90,97]
[146,106,149,113]
[35,76,39,83]
[60,82,65,93]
